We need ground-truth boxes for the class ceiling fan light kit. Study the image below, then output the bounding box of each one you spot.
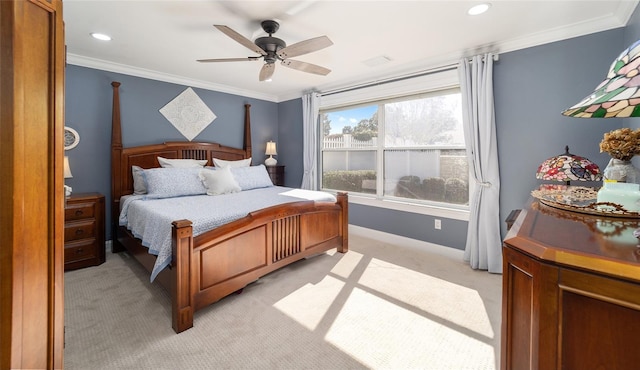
[198,20,332,82]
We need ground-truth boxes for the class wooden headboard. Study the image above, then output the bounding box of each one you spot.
[110,81,253,236]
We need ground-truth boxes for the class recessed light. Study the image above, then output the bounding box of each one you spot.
[468,3,491,16]
[90,33,112,41]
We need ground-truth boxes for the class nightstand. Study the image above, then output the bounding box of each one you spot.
[64,192,105,271]
[266,165,285,186]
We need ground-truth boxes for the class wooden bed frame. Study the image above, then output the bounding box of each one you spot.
[109,81,348,333]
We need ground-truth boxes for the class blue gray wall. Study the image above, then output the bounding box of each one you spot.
[495,28,625,236]
[66,10,640,247]
[625,7,640,135]
[276,98,304,187]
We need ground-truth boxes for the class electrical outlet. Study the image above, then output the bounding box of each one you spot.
[434,219,441,230]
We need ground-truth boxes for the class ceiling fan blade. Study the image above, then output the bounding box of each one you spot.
[276,36,333,59]
[281,59,331,76]
[197,57,261,63]
[259,63,275,81]
[214,25,267,56]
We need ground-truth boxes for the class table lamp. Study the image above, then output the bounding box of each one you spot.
[265,141,277,166]
[536,145,602,185]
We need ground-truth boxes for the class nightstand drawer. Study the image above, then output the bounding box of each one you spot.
[65,202,96,221]
[64,193,105,271]
[64,239,98,262]
[64,220,96,242]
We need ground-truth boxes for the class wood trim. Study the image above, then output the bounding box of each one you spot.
[0,0,65,367]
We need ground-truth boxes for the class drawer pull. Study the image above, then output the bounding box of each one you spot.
[75,210,84,216]
[75,229,84,236]
[75,248,83,254]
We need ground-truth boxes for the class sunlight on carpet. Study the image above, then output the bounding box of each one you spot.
[272,249,497,369]
[327,288,496,369]
[273,276,345,330]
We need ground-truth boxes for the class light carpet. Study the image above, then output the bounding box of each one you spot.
[64,231,502,369]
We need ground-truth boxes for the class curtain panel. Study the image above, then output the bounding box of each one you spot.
[458,54,502,273]
[301,92,321,190]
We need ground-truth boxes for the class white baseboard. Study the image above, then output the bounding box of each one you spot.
[348,224,465,260]
[105,240,112,253]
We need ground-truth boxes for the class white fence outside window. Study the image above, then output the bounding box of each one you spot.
[323,134,377,149]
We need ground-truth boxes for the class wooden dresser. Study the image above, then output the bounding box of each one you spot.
[64,192,105,271]
[501,199,640,370]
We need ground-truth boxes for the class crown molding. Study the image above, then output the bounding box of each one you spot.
[66,54,280,103]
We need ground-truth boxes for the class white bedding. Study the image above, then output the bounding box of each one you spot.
[119,186,336,281]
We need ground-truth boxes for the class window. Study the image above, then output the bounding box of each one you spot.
[320,87,469,211]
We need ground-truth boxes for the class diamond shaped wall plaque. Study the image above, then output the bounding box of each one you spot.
[159,87,216,141]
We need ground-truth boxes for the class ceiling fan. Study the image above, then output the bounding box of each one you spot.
[197,20,333,82]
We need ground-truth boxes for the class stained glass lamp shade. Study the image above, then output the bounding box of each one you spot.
[536,146,602,184]
[562,40,640,118]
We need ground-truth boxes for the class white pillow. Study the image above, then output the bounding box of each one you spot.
[212,157,251,168]
[199,167,241,195]
[132,165,147,194]
[142,167,207,199]
[158,156,207,168]
[231,165,274,190]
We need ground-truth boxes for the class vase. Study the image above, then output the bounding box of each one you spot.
[602,158,640,184]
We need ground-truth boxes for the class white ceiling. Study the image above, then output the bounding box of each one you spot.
[64,0,638,102]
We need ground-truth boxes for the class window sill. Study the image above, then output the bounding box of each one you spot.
[347,194,470,221]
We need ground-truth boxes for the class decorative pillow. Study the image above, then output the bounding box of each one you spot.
[212,157,251,168]
[199,167,241,195]
[142,167,207,199]
[132,165,147,195]
[157,156,208,168]
[231,165,274,191]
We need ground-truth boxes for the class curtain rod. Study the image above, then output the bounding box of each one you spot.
[320,54,499,97]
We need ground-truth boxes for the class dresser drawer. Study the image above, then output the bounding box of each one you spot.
[64,220,96,242]
[64,239,98,261]
[65,202,95,221]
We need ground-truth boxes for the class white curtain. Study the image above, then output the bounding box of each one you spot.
[458,54,502,273]
[301,92,321,190]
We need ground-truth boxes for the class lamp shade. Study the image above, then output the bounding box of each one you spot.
[63,156,73,179]
[536,146,602,184]
[562,40,640,118]
[265,141,277,156]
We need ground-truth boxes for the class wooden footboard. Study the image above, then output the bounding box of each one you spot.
[171,192,348,333]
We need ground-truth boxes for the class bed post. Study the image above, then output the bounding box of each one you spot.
[244,104,252,160]
[337,192,349,253]
[171,220,194,333]
[111,81,124,252]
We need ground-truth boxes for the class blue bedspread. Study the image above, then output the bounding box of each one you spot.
[119,186,336,281]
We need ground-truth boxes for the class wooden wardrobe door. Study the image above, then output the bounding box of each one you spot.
[0,0,65,368]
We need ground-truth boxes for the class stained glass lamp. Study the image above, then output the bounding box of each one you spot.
[562,40,640,118]
[536,146,602,185]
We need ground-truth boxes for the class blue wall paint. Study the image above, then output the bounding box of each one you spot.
[624,8,640,135]
[350,204,468,249]
[64,65,278,239]
[277,98,304,187]
[494,28,626,237]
